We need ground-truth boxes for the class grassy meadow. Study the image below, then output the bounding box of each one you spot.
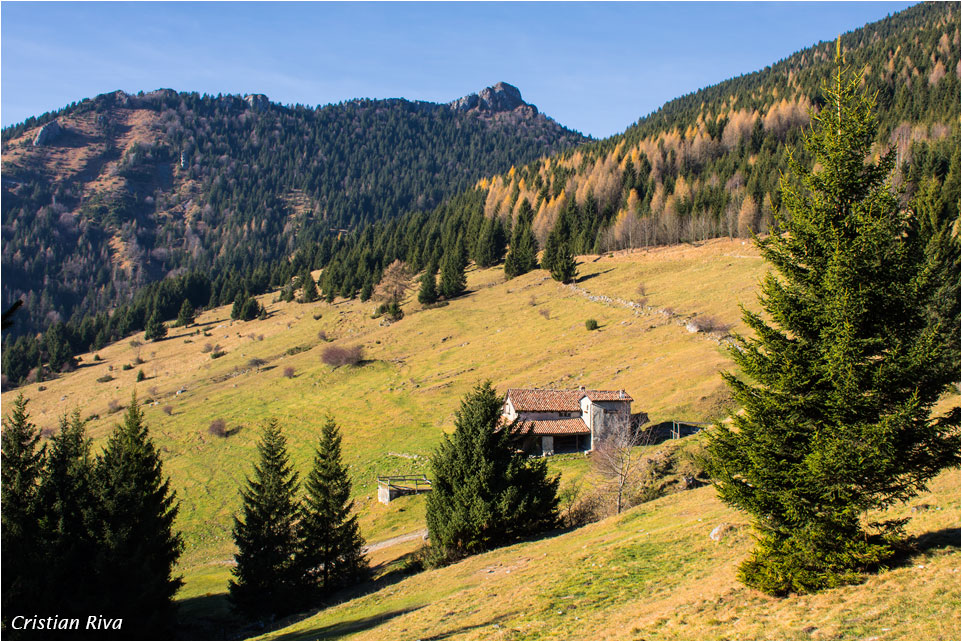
[4,237,957,639]
[258,467,960,641]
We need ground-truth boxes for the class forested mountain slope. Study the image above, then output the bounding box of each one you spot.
[1,82,587,340]
[476,2,959,251]
[295,3,959,308]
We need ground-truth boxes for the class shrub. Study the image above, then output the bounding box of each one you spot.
[321,344,363,367]
[540,308,551,320]
[208,419,227,437]
[162,405,173,416]
[201,342,214,354]
[129,339,143,349]
[134,355,145,365]
[317,330,329,342]
[586,319,599,331]
[122,364,133,371]
[636,283,648,297]
[312,311,323,320]
[136,370,146,382]
[247,357,266,369]
[687,315,732,334]
[107,399,122,414]
[97,374,115,383]
[211,350,227,359]
[94,354,103,362]
[373,300,403,322]
[528,296,537,306]
[283,366,295,378]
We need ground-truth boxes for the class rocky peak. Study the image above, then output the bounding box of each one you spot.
[244,94,270,112]
[449,82,537,116]
[33,120,62,146]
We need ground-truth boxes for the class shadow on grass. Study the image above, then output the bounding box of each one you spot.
[422,612,520,641]
[574,267,615,283]
[896,526,961,561]
[175,592,243,641]
[271,607,425,641]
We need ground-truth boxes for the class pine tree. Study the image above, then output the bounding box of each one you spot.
[540,226,560,276]
[417,263,439,305]
[176,298,195,327]
[504,200,539,279]
[299,269,320,303]
[706,58,960,596]
[1,395,45,629]
[473,217,506,268]
[426,381,559,561]
[144,308,167,341]
[439,241,467,300]
[36,411,100,622]
[230,419,303,619]
[231,293,245,320]
[297,418,367,599]
[95,395,183,636]
[241,295,262,321]
[549,240,577,283]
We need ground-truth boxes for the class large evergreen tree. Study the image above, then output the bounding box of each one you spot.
[706,59,960,596]
[417,263,439,305]
[297,418,367,599]
[95,395,184,636]
[144,308,167,342]
[426,381,559,561]
[299,269,320,303]
[549,240,578,283]
[230,419,303,619]
[504,200,539,279]
[439,241,467,300]
[176,299,195,327]
[35,411,100,624]
[1,395,45,631]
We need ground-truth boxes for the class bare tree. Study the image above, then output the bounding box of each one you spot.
[591,414,653,515]
[374,259,413,304]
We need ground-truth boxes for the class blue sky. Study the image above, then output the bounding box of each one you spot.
[2,1,917,138]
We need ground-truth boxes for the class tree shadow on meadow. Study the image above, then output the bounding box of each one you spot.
[271,606,425,641]
[573,267,615,284]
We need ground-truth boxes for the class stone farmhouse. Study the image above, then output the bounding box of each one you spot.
[501,387,636,456]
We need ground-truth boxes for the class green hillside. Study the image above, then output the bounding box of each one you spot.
[1,238,770,629]
[260,467,960,641]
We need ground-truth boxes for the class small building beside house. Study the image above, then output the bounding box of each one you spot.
[501,387,637,456]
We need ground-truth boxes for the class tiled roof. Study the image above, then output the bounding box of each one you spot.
[506,388,632,411]
[512,417,590,435]
[585,390,633,402]
[507,389,583,411]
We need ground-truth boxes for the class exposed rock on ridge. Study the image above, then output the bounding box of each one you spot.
[244,94,270,112]
[450,82,538,117]
[33,121,62,146]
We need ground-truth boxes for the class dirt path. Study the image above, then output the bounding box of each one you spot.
[364,528,428,554]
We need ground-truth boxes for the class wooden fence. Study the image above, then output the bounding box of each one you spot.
[377,474,432,504]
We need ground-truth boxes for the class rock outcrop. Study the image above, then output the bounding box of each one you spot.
[244,94,270,112]
[449,82,537,116]
[33,121,62,146]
